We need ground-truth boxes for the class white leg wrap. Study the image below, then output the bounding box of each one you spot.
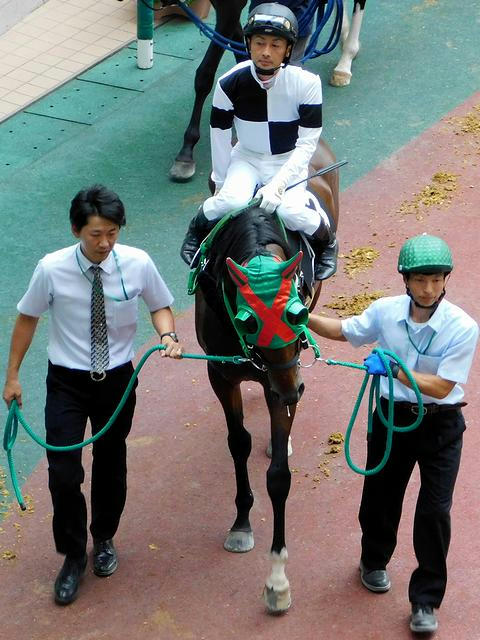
[265,548,289,592]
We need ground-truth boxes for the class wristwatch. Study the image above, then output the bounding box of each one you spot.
[390,362,400,378]
[160,331,178,343]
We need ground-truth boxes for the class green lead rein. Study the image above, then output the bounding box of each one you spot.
[325,347,424,476]
[3,345,249,510]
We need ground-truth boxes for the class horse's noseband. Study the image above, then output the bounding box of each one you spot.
[248,338,302,373]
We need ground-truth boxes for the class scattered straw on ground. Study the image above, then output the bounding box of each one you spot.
[397,172,458,219]
[341,247,380,276]
[324,291,385,317]
[328,432,345,445]
[447,105,480,137]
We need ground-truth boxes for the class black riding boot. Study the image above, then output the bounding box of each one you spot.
[180,207,216,266]
[315,237,338,280]
[308,225,338,281]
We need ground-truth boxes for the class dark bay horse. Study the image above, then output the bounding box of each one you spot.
[193,138,339,612]
[168,0,365,181]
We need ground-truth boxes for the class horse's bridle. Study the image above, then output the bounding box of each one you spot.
[246,331,314,373]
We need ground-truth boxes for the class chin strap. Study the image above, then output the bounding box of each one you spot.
[253,63,282,77]
[407,288,446,316]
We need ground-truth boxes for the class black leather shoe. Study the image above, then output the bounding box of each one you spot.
[54,554,87,605]
[359,560,391,593]
[180,207,216,266]
[410,603,438,633]
[93,538,118,577]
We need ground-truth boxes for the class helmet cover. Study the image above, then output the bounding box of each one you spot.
[398,234,453,274]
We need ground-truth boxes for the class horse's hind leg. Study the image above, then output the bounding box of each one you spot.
[262,390,295,614]
[169,0,247,181]
[208,364,254,552]
[330,0,366,87]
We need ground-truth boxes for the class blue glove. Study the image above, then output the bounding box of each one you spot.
[364,354,400,378]
[364,353,387,376]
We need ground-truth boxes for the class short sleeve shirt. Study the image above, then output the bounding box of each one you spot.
[17,243,174,370]
[341,295,479,404]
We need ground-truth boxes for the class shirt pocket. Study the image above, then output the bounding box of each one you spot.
[417,353,441,376]
[112,298,138,329]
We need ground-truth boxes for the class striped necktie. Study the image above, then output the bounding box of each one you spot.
[90,266,109,376]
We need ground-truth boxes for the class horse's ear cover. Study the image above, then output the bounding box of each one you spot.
[226,257,248,286]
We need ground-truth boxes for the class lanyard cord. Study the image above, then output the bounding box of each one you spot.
[405,322,437,355]
[76,247,129,302]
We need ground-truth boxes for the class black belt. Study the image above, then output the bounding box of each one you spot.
[392,401,467,416]
[48,361,132,382]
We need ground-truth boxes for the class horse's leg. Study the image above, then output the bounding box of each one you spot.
[169,0,246,182]
[330,0,366,87]
[207,363,255,552]
[262,388,295,614]
[169,41,227,182]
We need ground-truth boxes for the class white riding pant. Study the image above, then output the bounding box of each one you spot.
[203,145,328,237]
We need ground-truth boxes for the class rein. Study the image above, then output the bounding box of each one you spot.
[3,345,252,511]
[138,0,344,61]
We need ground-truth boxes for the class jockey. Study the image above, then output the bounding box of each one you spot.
[180,2,337,281]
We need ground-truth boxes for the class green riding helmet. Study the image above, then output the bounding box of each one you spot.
[397,234,453,275]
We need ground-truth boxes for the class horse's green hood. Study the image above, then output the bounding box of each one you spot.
[226,251,308,349]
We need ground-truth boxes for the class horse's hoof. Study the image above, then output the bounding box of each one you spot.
[265,435,292,458]
[223,529,254,553]
[263,585,291,615]
[169,160,196,182]
[329,70,352,87]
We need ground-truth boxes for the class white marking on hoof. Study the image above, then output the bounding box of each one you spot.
[224,529,254,553]
[265,435,292,458]
[330,70,352,87]
[263,585,291,614]
[263,548,291,614]
[169,160,196,182]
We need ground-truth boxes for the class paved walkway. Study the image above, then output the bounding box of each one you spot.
[0,0,210,121]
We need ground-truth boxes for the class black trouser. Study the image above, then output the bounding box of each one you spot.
[45,361,137,559]
[359,399,465,608]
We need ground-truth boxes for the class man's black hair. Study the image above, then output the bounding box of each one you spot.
[70,184,126,230]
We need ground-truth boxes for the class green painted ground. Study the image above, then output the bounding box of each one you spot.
[0,0,479,491]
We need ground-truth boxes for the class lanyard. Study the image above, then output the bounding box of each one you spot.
[76,247,129,301]
[405,322,436,355]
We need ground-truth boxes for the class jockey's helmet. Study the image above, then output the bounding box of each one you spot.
[397,233,453,275]
[244,3,298,69]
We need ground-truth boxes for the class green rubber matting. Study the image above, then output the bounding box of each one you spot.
[0,114,87,170]
[24,80,141,126]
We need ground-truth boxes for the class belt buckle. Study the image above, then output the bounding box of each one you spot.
[90,370,106,382]
[411,404,427,416]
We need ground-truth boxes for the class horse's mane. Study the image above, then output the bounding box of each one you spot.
[210,207,292,276]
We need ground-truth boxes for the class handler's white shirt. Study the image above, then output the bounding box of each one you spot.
[341,295,479,404]
[17,243,174,370]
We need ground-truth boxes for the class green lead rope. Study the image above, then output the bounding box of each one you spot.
[3,345,249,510]
[326,347,423,476]
[3,344,423,510]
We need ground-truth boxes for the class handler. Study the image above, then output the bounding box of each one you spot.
[308,234,478,634]
[181,2,337,280]
[2,185,183,605]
